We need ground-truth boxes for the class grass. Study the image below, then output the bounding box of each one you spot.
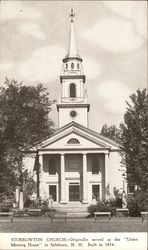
[0,217,147,233]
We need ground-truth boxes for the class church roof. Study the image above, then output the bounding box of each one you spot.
[31,121,120,152]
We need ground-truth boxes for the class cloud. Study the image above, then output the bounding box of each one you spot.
[0,1,42,21]
[19,45,66,82]
[0,62,14,71]
[19,46,101,83]
[97,80,131,113]
[82,18,144,52]
[103,1,147,40]
[83,56,101,80]
[20,23,45,40]
[103,1,138,19]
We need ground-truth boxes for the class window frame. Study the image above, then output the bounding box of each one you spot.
[48,159,56,175]
[70,83,76,98]
[92,158,99,175]
[49,185,57,202]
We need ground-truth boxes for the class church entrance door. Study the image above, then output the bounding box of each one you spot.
[69,184,80,201]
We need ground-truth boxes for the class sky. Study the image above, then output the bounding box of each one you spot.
[0,0,147,132]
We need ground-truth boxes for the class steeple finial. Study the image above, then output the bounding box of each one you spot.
[66,8,79,58]
[69,8,75,23]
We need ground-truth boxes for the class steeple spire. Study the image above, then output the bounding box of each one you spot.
[67,8,80,58]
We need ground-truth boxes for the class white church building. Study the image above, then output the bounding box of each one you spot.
[31,10,124,207]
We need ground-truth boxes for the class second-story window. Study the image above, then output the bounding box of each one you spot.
[92,158,99,174]
[70,83,76,97]
[49,159,56,175]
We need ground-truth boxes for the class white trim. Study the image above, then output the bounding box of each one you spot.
[38,150,109,155]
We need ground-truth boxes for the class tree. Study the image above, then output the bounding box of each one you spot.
[100,124,121,144]
[120,89,148,191]
[0,78,55,198]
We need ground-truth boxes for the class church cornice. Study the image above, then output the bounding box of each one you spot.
[60,75,85,83]
[63,57,82,63]
[56,103,90,111]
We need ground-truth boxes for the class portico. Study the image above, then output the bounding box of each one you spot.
[36,135,112,205]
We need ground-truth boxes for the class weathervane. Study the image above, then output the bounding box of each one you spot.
[69,8,75,22]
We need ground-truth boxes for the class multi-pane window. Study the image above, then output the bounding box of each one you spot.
[49,185,57,201]
[49,159,56,175]
[92,185,100,200]
[92,158,99,174]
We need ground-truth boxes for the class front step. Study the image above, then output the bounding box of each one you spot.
[67,212,90,217]
[54,207,89,213]
[53,202,89,213]
[56,208,88,213]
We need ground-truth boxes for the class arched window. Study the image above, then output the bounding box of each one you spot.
[71,63,74,69]
[65,63,68,70]
[70,83,76,97]
[67,138,80,144]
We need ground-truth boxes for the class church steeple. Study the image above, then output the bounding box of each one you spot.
[62,9,83,76]
[57,9,90,128]
[66,8,80,58]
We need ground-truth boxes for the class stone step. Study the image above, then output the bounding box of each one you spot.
[55,207,88,212]
[54,202,88,206]
[67,212,90,218]
[53,202,89,213]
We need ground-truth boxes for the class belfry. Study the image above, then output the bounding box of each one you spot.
[32,10,124,208]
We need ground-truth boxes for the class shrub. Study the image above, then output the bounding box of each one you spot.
[28,198,54,215]
[29,199,42,208]
[88,201,116,216]
[115,198,122,208]
[0,201,13,212]
[127,196,141,217]
[0,194,14,212]
[127,190,148,216]
[24,198,32,208]
[106,198,117,207]
[134,190,148,211]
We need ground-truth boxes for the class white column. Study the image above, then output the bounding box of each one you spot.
[82,153,88,203]
[105,153,109,199]
[39,154,43,198]
[60,154,66,203]
[125,181,128,195]
[19,192,24,210]
[15,187,20,207]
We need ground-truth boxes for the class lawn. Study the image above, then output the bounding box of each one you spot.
[0,217,147,233]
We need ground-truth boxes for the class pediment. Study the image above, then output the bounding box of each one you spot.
[40,131,106,149]
[35,122,120,151]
